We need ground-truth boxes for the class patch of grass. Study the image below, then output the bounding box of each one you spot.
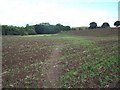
[62,36,94,46]
[60,70,77,87]
[59,38,118,87]
[60,54,118,87]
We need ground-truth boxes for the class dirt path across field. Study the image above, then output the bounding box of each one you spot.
[42,44,63,88]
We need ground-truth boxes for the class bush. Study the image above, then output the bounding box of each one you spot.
[89,22,97,29]
[114,21,120,27]
[19,27,28,36]
[101,22,110,28]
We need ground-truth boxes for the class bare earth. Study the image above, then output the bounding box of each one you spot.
[42,44,63,88]
[2,28,119,88]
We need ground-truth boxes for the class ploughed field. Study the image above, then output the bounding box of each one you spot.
[2,28,119,88]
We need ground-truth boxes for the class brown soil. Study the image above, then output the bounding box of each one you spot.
[69,28,119,37]
[2,28,119,88]
[42,44,63,88]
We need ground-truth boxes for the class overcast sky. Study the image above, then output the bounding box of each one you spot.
[0,0,119,27]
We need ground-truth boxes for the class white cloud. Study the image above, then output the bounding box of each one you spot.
[0,0,118,27]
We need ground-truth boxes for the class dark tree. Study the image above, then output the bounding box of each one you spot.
[114,21,120,27]
[89,22,97,29]
[55,24,64,32]
[2,25,9,35]
[34,24,45,34]
[2,25,19,35]
[2,23,71,35]
[64,26,71,31]
[101,22,110,28]
[25,24,36,35]
[19,27,28,36]
[71,28,76,30]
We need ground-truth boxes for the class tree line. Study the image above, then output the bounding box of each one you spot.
[2,21,120,35]
[89,21,120,29]
[2,23,71,35]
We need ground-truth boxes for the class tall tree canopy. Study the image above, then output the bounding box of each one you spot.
[89,22,97,29]
[114,21,120,27]
[2,23,71,35]
[101,22,110,28]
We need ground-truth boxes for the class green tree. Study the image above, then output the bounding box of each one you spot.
[2,25,20,35]
[101,22,110,28]
[64,26,71,31]
[114,21,120,27]
[2,25,8,35]
[2,23,71,35]
[89,22,97,29]
[34,24,45,34]
[25,24,36,35]
[19,27,28,36]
